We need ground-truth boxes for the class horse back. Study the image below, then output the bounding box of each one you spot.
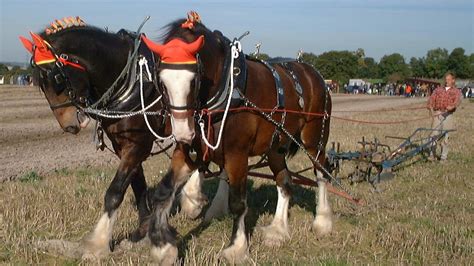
[245,60,331,116]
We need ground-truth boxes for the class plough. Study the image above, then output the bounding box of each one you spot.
[197,127,451,205]
[327,128,453,188]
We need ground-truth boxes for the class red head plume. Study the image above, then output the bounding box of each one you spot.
[141,35,165,56]
[142,35,205,64]
[30,32,48,50]
[19,36,34,54]
[181,11,201,29]
[19,32,56,65]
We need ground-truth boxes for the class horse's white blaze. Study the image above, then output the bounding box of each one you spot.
[159,69,196,143]
[312,171,333,236]
[181,170,206,218]
[82,212,117,258]
[204,172,229,222]
[221,207,248,263]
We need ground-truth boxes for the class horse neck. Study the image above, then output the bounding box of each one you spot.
[200,41,226,102]
[55,30,132,96]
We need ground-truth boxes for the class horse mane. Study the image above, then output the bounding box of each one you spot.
[39,25,116,43]
[37,23,131,71]
[160,18,219,48]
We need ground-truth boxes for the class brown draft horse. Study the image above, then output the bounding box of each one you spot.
[143,16,333,263]
[19,21,208,259]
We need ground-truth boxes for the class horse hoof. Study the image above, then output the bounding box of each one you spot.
[150,243,178,266]
[128,221,149,243]
[312,214,333,237]
[81,234,111,259]
[220,244,248,264]
[261,224,290,247]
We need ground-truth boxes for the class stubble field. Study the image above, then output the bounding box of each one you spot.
[1,86,473,265]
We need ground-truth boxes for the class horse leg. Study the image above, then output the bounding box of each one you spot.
[128,164,152,242]
[82,164,139,258]
[261,150,291,247]
[149,144,194,265]
[220,153,249,263]
[304,145,333,236]
[203,170,229,222]
[180,169,208,219]
[312,168,333,236]
[301,113,333,236]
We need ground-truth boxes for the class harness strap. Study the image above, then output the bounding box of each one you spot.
[282,62,304,108]
[259,60,285,109]
[49,100,75,110]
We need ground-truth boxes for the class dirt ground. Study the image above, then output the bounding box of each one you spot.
[0,85,427,182]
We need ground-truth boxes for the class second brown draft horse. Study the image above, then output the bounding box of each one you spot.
[143,14,333,263]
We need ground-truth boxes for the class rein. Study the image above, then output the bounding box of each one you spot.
[197,37,244,151]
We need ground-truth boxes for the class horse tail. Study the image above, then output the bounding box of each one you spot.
[286,133,301,159]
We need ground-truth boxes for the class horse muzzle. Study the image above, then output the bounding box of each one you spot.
[170,112,195,144]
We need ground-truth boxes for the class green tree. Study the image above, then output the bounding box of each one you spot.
[378,53,410,81]
[312,51,359,85]
[248,53,271,61]
[358,57,379,78]
[409,57,426,77]
[424,48,448,78]
[447,47,470,79]
[354,48,366,67]
[0,64,9,75]
[300,52,318,66]
[470,53,474,78]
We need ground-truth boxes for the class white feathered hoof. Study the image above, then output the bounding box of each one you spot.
[312,211,333,237]
[261,224,290,247]
[150,243,178,266]
[220,244,248,264]
[81,234,111,260]
[180,192,208,219]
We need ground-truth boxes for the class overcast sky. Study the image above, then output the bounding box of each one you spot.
[1,0,473,63]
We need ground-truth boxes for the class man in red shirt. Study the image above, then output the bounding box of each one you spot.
[427,72,462,161]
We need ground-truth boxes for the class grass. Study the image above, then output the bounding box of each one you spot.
[18,171,43,183]
[1,99,473,264]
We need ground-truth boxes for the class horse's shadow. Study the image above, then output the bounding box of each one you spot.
[176,177,317,258]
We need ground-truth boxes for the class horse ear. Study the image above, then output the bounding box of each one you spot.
[141,35,165,56]
[185,35,205,55]
[29,32,48,50]
[19,36,34,54]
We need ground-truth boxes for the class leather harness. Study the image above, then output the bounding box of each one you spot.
[98,29,158,113]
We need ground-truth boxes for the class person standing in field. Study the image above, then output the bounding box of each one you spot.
[427,72,462,162]
[405,84,412,97]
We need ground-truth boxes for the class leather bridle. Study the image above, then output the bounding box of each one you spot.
[32,46,89,110]
[157,55,203,117]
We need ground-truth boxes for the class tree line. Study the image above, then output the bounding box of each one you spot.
[297,47,473,86]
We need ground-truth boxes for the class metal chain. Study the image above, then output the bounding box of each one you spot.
[238,91,355,198]
[83,108,166,119]
[315,87,329,159]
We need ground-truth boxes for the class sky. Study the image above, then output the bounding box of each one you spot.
[1,0,473,64]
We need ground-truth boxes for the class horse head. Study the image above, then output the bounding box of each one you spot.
[19,18,132,134]
[143,12,225,144]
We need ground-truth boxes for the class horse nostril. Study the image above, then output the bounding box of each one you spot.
[64,126,80,134]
